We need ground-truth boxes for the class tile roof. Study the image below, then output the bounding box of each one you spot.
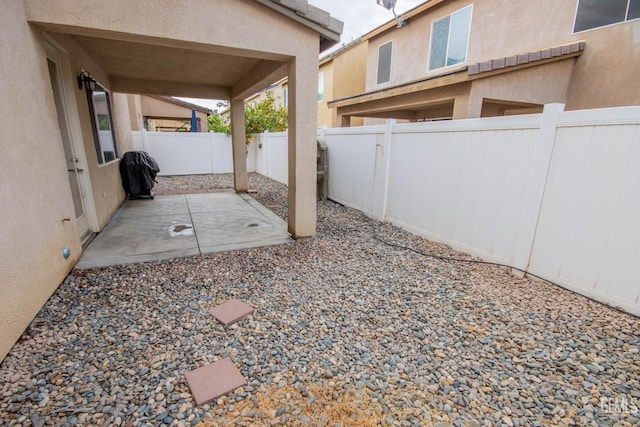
[468,41,585,76]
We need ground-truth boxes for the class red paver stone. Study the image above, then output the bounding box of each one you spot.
[208,299,255,325]
[184,358,247,405]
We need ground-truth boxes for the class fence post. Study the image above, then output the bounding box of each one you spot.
[263,131,269,178]
[318,125,327,143]
[512,103,565,277]
[141,129,150,153]
[373,119,395,220]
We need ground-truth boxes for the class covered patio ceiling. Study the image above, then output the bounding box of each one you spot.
[29,0,343,100]
[26,0,343,239]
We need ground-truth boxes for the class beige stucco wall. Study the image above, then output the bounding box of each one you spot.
[566,21,640,110]
[126,93,144,131]
[0,3,100,361]
[319,41,368,127]
[365,0,576,91]
[466,59,576,118]
[26,0,318,68]
[333,42,368,99]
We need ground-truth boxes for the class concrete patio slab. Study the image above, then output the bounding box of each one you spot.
[116,195,189,218]
[184,358,247,405]
[208,299,255,325]
[76,193,292,269]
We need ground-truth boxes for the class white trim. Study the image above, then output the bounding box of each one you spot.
[557,105,640,127]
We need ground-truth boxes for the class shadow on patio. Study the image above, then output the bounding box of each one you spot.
[0,174,638,426]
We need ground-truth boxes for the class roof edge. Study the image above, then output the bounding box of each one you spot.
[149,96,213,114]
[255,0,344,52]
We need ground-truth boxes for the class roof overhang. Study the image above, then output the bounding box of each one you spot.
[148,96,213,115]
[256,0,343,52]
[28,0,342,101]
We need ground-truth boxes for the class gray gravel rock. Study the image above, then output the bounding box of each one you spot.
[0,173,638,426]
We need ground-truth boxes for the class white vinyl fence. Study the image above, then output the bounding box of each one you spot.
[132,131,289,184]
[131,104,640,316]
[132,131,234,175]
[255,132,288,185]
[321,104,640,316]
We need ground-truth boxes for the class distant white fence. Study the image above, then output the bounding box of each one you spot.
[132,104,640,316]
[132,131,288,184]
[132,131,234,176]
[321,104,640,316]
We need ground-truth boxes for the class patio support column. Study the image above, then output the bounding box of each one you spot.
[287,55,317,238]
[231,98,248,192]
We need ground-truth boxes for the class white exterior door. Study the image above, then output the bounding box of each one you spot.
[45,41,93,242]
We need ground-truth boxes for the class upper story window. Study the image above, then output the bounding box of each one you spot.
[574,0,640,32]
[84,79,118,164]
[377,40,393,85]
[318,72,324,101]
[428,5,472,71]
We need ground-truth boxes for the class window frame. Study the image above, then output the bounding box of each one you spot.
[376,40,394,85]
[573,0,640,33]
[84,81,118,165]
[427,5,473,72]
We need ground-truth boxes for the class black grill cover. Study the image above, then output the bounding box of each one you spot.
[119,151,160,197]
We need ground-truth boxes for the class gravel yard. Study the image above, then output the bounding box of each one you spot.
[1,173,638,426]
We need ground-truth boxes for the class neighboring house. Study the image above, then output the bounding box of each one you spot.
[219,78,288,126]
[0,0,342,361]
[247,78,289,109]
[328,0,640,125]
[317,39,368,127]
[126,95,211,132]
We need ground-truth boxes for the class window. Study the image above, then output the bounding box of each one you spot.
[428,5,472,71]
[283,87,288,108]
[85,82,118,164]
[574,0,640,32]
[318,72,324,101]
[377,41,393,84]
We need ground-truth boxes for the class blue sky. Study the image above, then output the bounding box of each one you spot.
[179,0,426,110]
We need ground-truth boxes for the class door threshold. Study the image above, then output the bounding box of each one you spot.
[81,231,97,250]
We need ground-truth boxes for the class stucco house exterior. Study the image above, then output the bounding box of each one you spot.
[219,77,289,127]
[0,0,342,361]
[328,0,640,125]
[127,95,211,132]
[317,40,368,128]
